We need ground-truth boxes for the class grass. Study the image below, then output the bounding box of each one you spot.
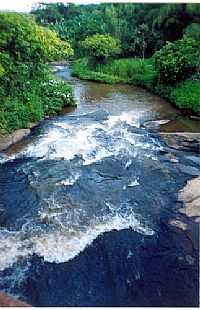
[72,58,200,114]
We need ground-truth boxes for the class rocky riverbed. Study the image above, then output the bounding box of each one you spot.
[0,65,199,306]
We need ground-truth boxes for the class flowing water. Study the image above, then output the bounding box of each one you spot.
[0,65,199,306]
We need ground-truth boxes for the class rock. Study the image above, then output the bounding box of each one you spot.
[0,129,30,151]
[178,177,200,203]
[186,155,200,166]
[0,133,12,151]
[165,153,179,163]
[178,177,200,222]
[143,119,171,130]
[28,122,38,129]
[169,219,188,231]
[12,128,30,144]
[179,197,200,218]
[0,292,30,307]
[160,132,200,153]
[189,115,200,121]
[177,164,200,176]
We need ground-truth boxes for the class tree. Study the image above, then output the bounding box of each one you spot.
[154,37,200,84]
[0,12,73,64]
[81,34,121,64]
[0,12,73,94]
[130,24,150,59]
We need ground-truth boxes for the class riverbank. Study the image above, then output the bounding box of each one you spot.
[0,75,75,135]
[0,68,76,151]
[72,58,200,115]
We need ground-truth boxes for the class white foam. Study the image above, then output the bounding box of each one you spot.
[57,172,80,186]
[32,213,153,264]
[0,207,154,271]
[128,179,140,187]
[1,109,162,165]
[0,231,31,271]
[105,112,140,129]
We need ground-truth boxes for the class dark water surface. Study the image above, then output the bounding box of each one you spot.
[0,66,199,306]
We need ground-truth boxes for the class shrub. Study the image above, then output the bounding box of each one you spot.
[154,37,199,84]
[81,34,121,65]
[0,77,75,133]
[170,80,200,113]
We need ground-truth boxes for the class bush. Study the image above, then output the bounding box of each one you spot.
[170,80,200,113]
[154,37,199,84]
[0,12,75,134]
[81,34,121,64]
[0,77,74,133]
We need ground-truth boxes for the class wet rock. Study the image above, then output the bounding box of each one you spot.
[0,129,30,151]
[0,133,12,151]
[0,292,30,307]
[178,177,200,203]
[178,177,200,222]
[165,153,179,163]
[28,122,38,129]
[177,164,200,176]
[189,115,200,121]
[12,129,30,144]
[143,119,171,130]
[169,219,188,231]
[186,155,200,166]
[160,132,200,153]
[179,197,200,220]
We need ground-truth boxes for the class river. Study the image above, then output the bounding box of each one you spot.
[0,65,199,306]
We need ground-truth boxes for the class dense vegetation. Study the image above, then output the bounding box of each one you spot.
[0,3,199,134]
[32,2,200,114]
[32,3,200,58]
[0,12,74,133]
[72,37,200,113]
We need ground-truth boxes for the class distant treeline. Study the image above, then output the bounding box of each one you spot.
[32,3,200,58]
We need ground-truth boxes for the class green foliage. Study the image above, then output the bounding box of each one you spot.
[184,23,200,41]
[81,34,121,64]
[32,3,200,58]
[97,58,154,78]
[155,37,200,84]
[0,12,73,64]
[0,12,75,134]
[72,55,200,114]
[0,77,74,133]
[72,59,122,83]
[129,24,150,59]
[170,80,200,112]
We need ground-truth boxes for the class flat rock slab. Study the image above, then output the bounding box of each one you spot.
[160,132,200,153]
[178,177,200,222]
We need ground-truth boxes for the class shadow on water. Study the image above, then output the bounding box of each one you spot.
[0,65,199,306]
